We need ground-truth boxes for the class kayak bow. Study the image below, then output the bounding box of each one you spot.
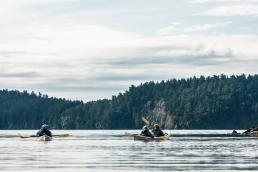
[124,132,137,137]
[39,135,52,141]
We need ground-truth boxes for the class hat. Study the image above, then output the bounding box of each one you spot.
[41,124,48,129]
[142,125,148,130]
[154,124,160,128]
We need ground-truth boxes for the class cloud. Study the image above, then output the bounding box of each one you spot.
[33,82,123,92]
[0,24,139,60]
[0,71,40,78]
[1,24,258,100]
[157,22,231,35]
[201,3,258,16]
[191,0,258,3]
[184,22,232,32]
[95,48,233,67]
[0,0,80,24]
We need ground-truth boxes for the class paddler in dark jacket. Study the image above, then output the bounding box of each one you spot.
[36,124,52,137]
[141,126,154,138]
[152,124,165,137]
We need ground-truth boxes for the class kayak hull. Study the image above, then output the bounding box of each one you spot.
[39,135,52,141]
[134,135,170,142]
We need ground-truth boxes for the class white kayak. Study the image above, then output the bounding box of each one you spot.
[39,135,52,141]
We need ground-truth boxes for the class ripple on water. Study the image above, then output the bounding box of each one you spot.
[1,130,258,171]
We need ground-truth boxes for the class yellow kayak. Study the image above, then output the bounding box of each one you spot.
[134,134,170,142]
[39,135,52,141]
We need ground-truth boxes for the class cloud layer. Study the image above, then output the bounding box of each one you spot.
[0,0,258,101]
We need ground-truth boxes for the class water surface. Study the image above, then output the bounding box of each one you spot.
[0,130,258,172]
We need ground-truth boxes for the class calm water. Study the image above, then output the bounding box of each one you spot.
[0,130,258,172]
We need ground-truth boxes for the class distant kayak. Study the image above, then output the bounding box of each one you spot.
[39,135,52,142]
[134,134,170,142]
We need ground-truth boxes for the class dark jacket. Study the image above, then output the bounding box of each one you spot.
[140,130,154,138]
[152,129,165,137]
[37,129,52,137]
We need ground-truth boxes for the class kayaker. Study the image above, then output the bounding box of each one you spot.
[243,128,251,134]
[231,130,238,135]
[36,124,52,137]
[140,126,154,138]
[152,124,165,137]
[243,126,256,134]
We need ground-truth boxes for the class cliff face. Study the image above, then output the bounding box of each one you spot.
[144,99,174,129]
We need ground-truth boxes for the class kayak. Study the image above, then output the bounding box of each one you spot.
[134,134,170,142]
[19,133,69,140]
[39,135,52,141]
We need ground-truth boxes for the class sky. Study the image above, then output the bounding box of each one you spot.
[0,0,258,101]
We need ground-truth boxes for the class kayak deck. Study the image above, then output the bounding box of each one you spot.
[134,135,170,142]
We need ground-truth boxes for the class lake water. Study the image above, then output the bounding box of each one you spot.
[0,130,258,172]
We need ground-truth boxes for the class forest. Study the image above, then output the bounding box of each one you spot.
[1,74,258,129]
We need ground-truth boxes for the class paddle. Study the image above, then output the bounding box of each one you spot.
[53,133,70,137]
[19,135,38,138]
[19,133,69,138]
[141,117,150,125]
[0,134,24,138]
[124,117,151,137]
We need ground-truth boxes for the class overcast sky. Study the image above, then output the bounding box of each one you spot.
[0,0,258,101]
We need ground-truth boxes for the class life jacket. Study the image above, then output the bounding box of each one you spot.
[152,129,165,137]
[37,129,52,137]
[141,130,154,138]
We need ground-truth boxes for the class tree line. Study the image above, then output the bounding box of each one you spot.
[1,74,258,129]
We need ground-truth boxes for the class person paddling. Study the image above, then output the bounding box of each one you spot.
[36,124,52,137]
[152,124,165,137]
[140,125,154,138]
